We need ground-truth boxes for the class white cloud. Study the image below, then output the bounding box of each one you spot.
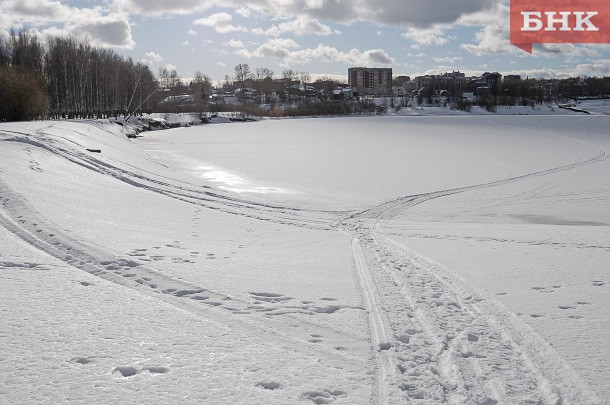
[144,51,164,63]
[193,12,248,34]
[265,38,301,48]
[304,0,325,10]
[402,26,451,46]
[461,11,604,60]
[258,16,333,37]
[114,0,212,16]
[236,40,395,67]
[433,56,463,64]
[0,0,135,48]
[459,3,516,56]
[460,24,513,56]
[575,62,610,77]
[114,0,495,29]
[188,29,197,36]
[235,7,252,18]
[224,39,245,48]
[4,0,81,23]
[73,15,135,48]
[182,40,190,46]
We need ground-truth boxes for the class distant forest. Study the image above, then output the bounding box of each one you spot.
[0,30,156,122]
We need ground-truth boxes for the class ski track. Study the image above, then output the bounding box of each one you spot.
[334,122,606,403]
[0,121,607,404]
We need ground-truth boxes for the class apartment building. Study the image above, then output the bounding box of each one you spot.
[348,67,393,95]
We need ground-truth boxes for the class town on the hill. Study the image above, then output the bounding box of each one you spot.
[2,30,610,121]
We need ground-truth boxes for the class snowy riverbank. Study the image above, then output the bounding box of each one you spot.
[1,116,608,403]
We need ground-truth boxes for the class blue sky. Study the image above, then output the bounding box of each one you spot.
[2,0,609,82]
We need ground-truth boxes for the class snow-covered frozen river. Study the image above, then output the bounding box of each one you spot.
[1,115,608,403]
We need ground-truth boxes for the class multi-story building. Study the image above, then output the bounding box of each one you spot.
[348,67,393,95]
[414,71,466,96]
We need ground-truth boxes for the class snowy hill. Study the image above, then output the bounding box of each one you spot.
[1,116,608,403]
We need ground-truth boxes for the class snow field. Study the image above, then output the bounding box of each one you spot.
[1,114,609,403]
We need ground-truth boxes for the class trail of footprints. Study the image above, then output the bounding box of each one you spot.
[76,242,355,319]
[70,356,170,379]
[528,284,602,319]
[356,233,568,403]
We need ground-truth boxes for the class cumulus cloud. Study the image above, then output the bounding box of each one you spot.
[460,3,604,60]
[236,40,395,67]
[144,51,164,63]
[461,24,513,56]
[364,0,494,27]
[1,0,135,48]
[114,0,212,16]
[459,3,517,56]
[224,39,245,48]
[235,7,252,18]
[114,0,495,29]
[193,12,248,34]
[575,63,610,76]
[5,0,79,23]
[265,38,301,48]
[258,16,333,37]
[402,26,452,47]
[433,56,463,64]
[73,15,135,48]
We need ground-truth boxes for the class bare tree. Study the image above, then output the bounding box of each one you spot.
[299,71,310,86]
[10,29,44,73]
[256,67,274,103]
[234,63,251,91]
[0,32,11,67]
[282,69,296,102]
[191,71,212,110]
[43,35,156,118]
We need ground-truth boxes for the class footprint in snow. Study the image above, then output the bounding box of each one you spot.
[249,292,293,303]
[257,381,281,390]
[113,365,169,377]
[113,366,139,378]
[70,356,94,365]
[301,389,346,404]
[144,366,169,374]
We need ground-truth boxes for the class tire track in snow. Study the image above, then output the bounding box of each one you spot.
[335,134,606,227]
[351,237,397,404]
[0,177,370,395]
[2,121,606,403]
[337,135,607,403]
[378,236,602,404]
[346,221,602,403]
[2,127,347,231]
[1,126,374,394]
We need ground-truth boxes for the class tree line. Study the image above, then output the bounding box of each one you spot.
[1,30,156,122]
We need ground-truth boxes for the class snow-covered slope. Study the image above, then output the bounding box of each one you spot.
[1,116,608,404]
